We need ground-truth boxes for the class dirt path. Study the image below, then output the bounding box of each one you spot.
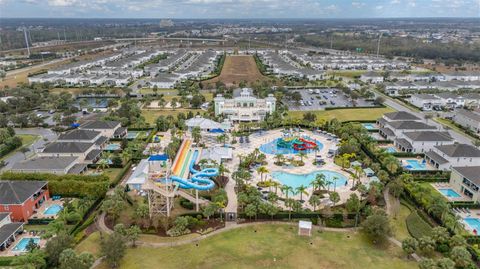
[204,55,267,87]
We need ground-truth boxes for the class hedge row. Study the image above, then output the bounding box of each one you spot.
[0,172,109,198]
[324,105,385,111]
[406,210,433,239]
[0,171,109,183]
[110,161,133,187]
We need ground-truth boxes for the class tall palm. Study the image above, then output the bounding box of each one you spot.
[296,185,308,201]
[256,166,269,182]
[270,181,280,195]
[297,152,307,162]
[274,154,284,164]
[281,185,293,199]
[314,174,327,191]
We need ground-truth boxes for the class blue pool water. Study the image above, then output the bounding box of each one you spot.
[404,159,427,170]
[362,123,377,130]
[12,237,40,252]
[44,204,63,215]
[126,131,139,139]
[259,137,324,155]
[105,144,121,151]
[271,170,347,191]
[438,188,461,198]
[385,146,397,153]
[464,218,480,232]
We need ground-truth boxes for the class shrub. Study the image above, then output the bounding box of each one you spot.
[166,216,191,237]
[406,211,432,239]
[179,198,194,210]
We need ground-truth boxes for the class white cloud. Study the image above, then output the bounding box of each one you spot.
[48,0,78,6]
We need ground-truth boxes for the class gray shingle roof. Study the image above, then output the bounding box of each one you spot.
[0,222,24,245]
[425,150,449,164]
[11,157,78,171]
[384,111,420,121]
[388,121,436,130]
[452,166,480,185]
[435,144,480,158]
[0,181,47,204]
[395,138,412,149]
[456,109,480,122]
[43,142,93,154]
[80,120,120,130]
[58,129,100,141]
[403,131,453,142]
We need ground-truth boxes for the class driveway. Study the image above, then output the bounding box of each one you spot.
[1,128,58,171]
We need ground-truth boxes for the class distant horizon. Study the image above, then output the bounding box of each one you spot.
[1,16,479,20]
[0,0,478,20]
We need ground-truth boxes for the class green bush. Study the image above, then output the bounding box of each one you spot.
[406,211,433,239]
[179,198,194,210]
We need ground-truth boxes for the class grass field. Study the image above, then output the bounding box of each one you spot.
[392,204,412,241]
[326,70,368,78]
[102,168,124,183]
[141,109,203,126]
[0,134,39,161]
[93,224,416,269]
[434,117,479,142]
[288,107,394,122]
[204,55,267,86]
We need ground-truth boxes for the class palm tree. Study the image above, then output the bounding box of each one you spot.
[309,195,320,211]
[297,152,307,163]
[353,165,363,186]
[329,191,340,206]
[314,174,327,191]
[296,185,308,201]
[256,166,269,182]
[97,158,109,172]
[274,154,284,164]
[270,181,281,195]
[191,127,202,144]
[281,185,293,199]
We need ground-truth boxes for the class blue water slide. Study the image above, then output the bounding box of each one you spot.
[170,149,217,191]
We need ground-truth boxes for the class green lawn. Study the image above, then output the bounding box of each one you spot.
[434,118,479,142]
[102,168,123,184]
[406,211,433,239]
[76,231,102,258]
[94,224,416,269]
[0,134,39,161]
[391,204,412,241]
[288,107,394,123]
[326,70,368,78]
[142,109,204,126]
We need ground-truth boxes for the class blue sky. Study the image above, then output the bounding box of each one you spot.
[0,0,478,18]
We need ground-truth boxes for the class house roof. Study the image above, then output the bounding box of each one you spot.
[126,159,149,185]
[114,127,127,136]
[85,149,102,161]
[395,138,412,149]
[80,120,120,130]
[383,111,420,121]
[0,222,24,245]
[95,136,109,145]
[0,213,10,222]
[412,94,439,100]
[43,142,93,154]
[58,129,100,141]
[11,156,78,171]
[435,144,480,158]
[452,166,480,185]
[403,131,453,142]
[200,147,233,164]
[388,121,436,130]
[425,150,449,164]
[186,116,223,130]
[0,181,47,204]
[456,109,480,122]
[379,127,394,137]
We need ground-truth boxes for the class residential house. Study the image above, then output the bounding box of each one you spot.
[409,94,442,111]
[449,166,480,201]
[0,181,49,222]
[0,213,24,251]
[394,131,453,153]
[79,120,126,139]
[425,144,480,170]
[453,109,480,134]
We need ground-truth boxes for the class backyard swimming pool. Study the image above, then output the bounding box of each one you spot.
[403,159,427,170]
[271,170,347,191]
[105,143,121,151]
[126,131,139,139]
[464,218,480,233]
[12,237,40,252]
[385,146,397,153]
[259,137,323,155]
[44,204,63,215]
[438,188,461,198]
[362,123,377,130]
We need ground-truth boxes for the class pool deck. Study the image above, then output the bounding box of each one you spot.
[29,199,64,220]
[0,234,46,257]
[430,182,472,202]
[233,129,365,210]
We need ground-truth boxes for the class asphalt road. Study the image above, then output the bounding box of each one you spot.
[1,128,58,171]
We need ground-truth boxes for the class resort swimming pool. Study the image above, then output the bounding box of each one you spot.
[259,137,323,155]
[403,159,427,170]
[105,144,121,151]
[271,170,347,191]
[362,123,377,130]
[12,237,40,252]
[438,188,461,198]
[464,218,480,232]
[44,204,63,215]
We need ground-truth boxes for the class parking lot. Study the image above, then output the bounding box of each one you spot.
[285,88,376,111]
